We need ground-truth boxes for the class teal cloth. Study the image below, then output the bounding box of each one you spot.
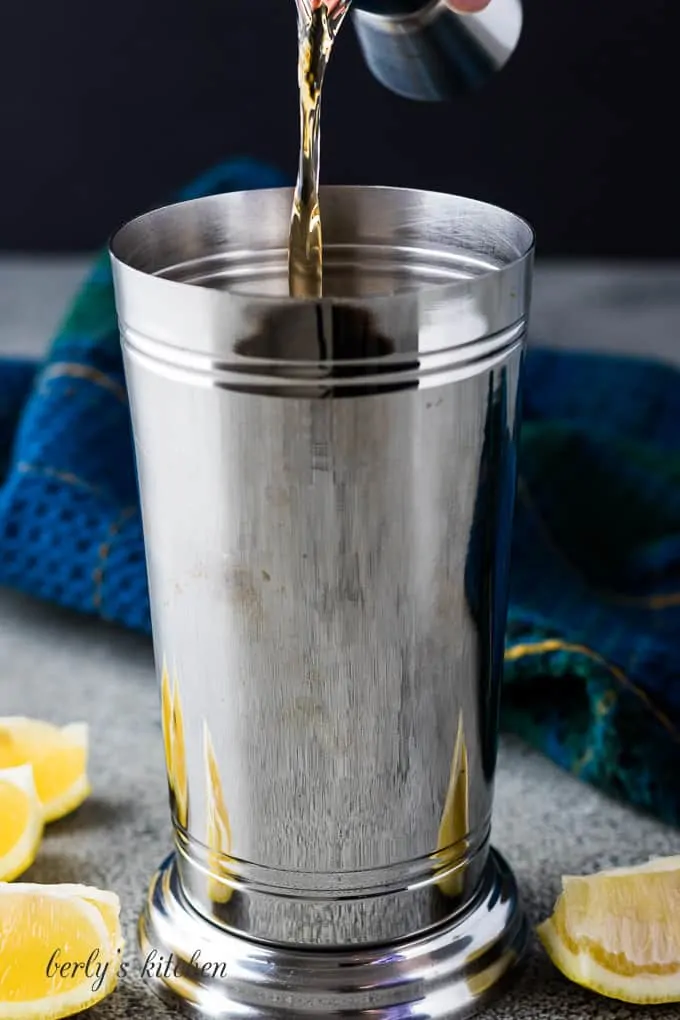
[0,162,678,826]
[506,350,680,825]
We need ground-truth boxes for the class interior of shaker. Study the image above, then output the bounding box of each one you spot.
[111,186,534,299]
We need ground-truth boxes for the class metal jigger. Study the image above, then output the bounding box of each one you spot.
[110,185,534,1019]
[352,0,523,101]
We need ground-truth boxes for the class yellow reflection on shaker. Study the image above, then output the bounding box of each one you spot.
[204,721,235,905]
[436,711,470,899]
[161,662,189,830]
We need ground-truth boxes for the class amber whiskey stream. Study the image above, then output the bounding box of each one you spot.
[289,1,349,298]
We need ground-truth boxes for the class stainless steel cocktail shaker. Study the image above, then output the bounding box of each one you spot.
[110,185,534,1019]
[352,0,523,101]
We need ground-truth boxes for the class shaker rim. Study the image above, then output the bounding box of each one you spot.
[109,184,536,309]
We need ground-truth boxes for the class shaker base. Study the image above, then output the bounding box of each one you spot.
[138,847,528,1019]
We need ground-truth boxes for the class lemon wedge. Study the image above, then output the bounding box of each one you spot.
[0,765,44,882]
[0,718,91,823]
[0,882,123,1019]
[538,855,680,1004]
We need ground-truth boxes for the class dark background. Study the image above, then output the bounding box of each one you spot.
[0,0,676,255]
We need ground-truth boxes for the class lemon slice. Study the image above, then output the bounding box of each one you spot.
[538,855,680,1004]
[0,765,44,882]
[0,882,123,1019]
[0,718,91,823]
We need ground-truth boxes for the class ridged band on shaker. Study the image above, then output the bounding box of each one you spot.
[119,319,526,392]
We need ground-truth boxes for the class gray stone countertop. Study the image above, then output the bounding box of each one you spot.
[1,257,679,1020]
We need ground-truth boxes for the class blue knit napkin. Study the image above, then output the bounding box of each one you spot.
[1,161,678,826]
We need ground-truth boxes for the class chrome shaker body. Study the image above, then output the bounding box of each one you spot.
[352,0,523,101]
[110,187,534,1018]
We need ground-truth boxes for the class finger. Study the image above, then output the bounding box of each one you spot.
[448,0,491,12]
